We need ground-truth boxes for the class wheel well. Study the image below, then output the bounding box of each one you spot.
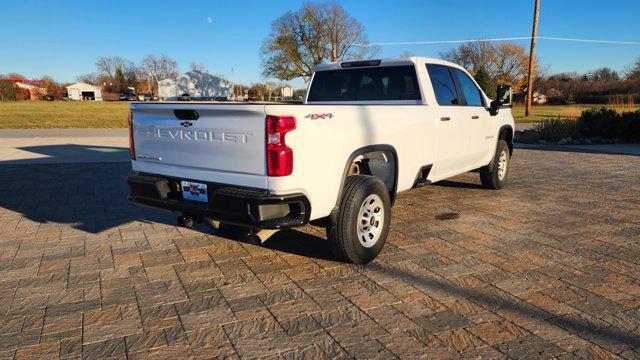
[314,145,398,228]
[499,126,514,155]
[349,149,396,200]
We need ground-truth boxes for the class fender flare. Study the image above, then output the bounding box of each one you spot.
[314,145,398,228]
[498,124,514,155]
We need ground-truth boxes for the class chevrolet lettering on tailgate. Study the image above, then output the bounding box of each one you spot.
[148,127,253,143]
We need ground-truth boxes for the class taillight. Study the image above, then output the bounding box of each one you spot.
[266,115,296,176]
[128,112,136,160]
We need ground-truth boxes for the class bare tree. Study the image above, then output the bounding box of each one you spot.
[189,62,208,73]
[440,42,494,75]
[140,54,179,95]
[625,58,640,82]
[400,51,415,58]
[491,43,532,89]
[588,67,620,82]
[76,72,100,85]
[96,56,136,80]
[95,56,138,90]
[261,1,378,82]
[440,41,538,91]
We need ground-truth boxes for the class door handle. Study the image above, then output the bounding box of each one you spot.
[471,115,479,119]
[440,117,451,121]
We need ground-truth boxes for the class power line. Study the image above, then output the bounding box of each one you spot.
[538,37,640,45]
[353,36,640,47]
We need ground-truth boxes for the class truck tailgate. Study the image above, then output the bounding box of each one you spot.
[131,103,267,180]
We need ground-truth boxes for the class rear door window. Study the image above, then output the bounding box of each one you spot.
[426,64,459,106]
[307,65,421,102]
[453,69,484,107]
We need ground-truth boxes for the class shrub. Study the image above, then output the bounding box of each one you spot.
[546,94,571,105]
[575,107,640,141]
[619,110,640,141]
[533,118,578,142]
[577,107,621,139]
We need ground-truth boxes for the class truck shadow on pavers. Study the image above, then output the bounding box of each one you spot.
[0,144,131,164]
[262,229,336,261]
[213,227,336,262]
[432,180,485,190]
[367,262,640,353]
[0,161,175,233]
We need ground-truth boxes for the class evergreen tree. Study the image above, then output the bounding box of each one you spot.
[114,68,127,93]
[474,66,496,99]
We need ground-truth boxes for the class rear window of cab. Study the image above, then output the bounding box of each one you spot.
[307,65,421,102]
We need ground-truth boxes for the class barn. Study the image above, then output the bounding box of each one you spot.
[158,70,233,100]
[66,82,102,101]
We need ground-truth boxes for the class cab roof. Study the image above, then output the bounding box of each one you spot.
[314,57,467,72]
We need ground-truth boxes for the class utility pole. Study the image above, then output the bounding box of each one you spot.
[525,0,540,117]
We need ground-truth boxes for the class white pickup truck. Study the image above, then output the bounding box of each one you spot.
[127,57,514,264]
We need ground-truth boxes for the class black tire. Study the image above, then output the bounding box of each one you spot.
[326,175,391,264]
[177,215,196,228]
[480,140,510,190]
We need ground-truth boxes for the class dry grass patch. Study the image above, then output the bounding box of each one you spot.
[0,101,131,128]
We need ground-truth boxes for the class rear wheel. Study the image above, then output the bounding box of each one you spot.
[326,175,391,264]
[480,140,510,189]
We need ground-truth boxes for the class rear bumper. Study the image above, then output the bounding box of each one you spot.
[126,174,310,229]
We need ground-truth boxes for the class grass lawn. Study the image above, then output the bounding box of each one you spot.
[0,101,639,128]
[0,101,131,128]
[512,104,640,122]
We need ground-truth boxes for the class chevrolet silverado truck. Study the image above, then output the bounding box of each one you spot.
[126,57,514,264]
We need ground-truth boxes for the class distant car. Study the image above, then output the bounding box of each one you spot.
[42,94,55,101]
[179,93,190,101]
[119,94,129,101]
[143,94,153,101]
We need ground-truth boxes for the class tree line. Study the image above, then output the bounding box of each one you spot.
[536,60,640,105]
[77,54,179,95]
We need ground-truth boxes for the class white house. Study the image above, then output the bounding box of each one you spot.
[66,82,102,101]
[158,70,233,100]
[532,91,547,105]
[281,86,293,99]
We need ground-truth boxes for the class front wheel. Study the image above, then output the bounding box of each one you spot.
[326,175,391,264]
[480,140,510,189]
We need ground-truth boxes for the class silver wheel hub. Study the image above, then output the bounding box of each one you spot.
[357,194,384,248]
[497,150,508,181]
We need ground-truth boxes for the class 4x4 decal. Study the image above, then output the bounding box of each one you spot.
[305,113,334,120]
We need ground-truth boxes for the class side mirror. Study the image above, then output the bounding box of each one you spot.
[496,85,513,107]
[489,85,513,116]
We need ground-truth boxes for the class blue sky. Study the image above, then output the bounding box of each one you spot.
[2,0,639,89]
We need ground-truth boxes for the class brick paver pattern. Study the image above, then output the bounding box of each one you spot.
[0,148,639,359]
